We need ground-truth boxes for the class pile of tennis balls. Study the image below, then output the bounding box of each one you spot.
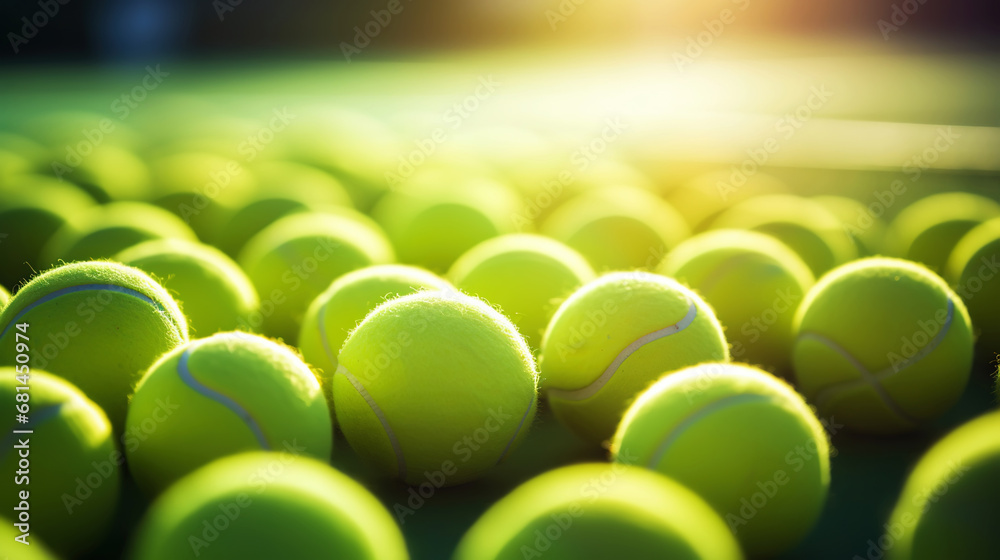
[1,111,999,560]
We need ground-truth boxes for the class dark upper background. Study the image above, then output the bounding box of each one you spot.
[1,0,998,64]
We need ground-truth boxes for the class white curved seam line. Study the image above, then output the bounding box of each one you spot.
[646,394,780,468]
[548,299,698,402]
[496,395,536,464]
[799,333,918,425]
[0,283,183,341]
[335,364,406,479]
[177,337,271,449]
[317,300,338,368]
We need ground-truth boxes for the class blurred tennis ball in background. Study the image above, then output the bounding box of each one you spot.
[116,239,260,336]
[887,192,1000,272]
[0,284,8,311]
[711,194,857,277]
[126,332,332,495]
[814,195,888,256]
[335,291,537,485]
[793,258,973,434]
[42,201,198,265]
[0,370,120,556]
[540,271,729,444]
[63,143,153,203]
[664,171,789,232]
[454,463,743,560]
[887,411,1000,560]
[278,108,401,211]
[612,363,830,557]
[660,230,814,376]
[543,186,689,271]
[0,262,188,429]
[239,212,394,343]
[299,264,451,391]
[0,521,58,559]
[0,177,96,287]
[148,152,258,244]
[945,216,1000,354]
[215,160,353,257]
[449,234,595,350]
[129,452,408,560]
[373,176,518,273]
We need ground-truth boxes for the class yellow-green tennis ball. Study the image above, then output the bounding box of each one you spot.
[0,284,8,311]
[660,230,814,376]
[0,177,96,287]
[299,264,451,391]
[792,257,973,434]
[665,171,789,232]
[129,452,408,560]
[814,195,888,256]
[611,363,830,557]
[116,239,259,336]
[0,369,120,556]
[372,179,518,272]
[148,152,258,243]
[540,271,729,444]
[0,519,58,559]
[66,143,153,202]
[0,262,188,430]
[453,463,743,560]
[542,186,689,271]
[946,217,1000,353]
[335,291,537,486]
[885,411,1000,560]
[215,160,353,257]
[887,192,1000,272]
[126,332,332,495]
[711,194,857,277]
[238,212,394,343]
[448,234,595,350]
[42,201,198,265]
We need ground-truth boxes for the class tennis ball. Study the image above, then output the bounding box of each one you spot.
[0,284,9,311]
[239,212,394,343]
[814,195,888,256]
[660,230,814,376]
[449,234,596,349]
[886,410,1000,560]
[64,143,153,202]
[278,108,400,210]
[792,257,973,434]
[455,462,742,560]
[542,186,689,271]
[0,261,188,430]
[0,369,120,556]
[148,152,257,243]
[126,331,332,495]
[887,192,1000,272]
[0,176,96,287]
[611,363,830,557]
[946,217,1000,353]
[129,452,407,560]
[116,239,259,336]
[335,291,537,485]
[711,194,857,277]
[0,520,58,559]
[665,171,789,232]
[215,160,353,257]
[372,178,518,272]
[299,264,451,391]
[540,271,729,444]
[42,201,198,265]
